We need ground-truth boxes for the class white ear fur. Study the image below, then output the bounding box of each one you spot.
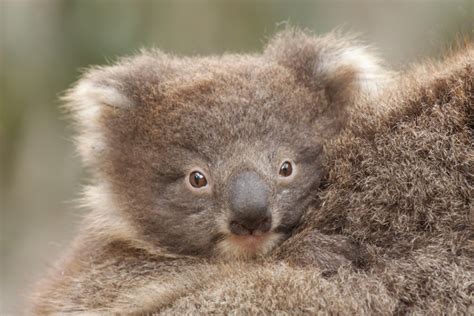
[64,77,134,166]
[73,80,133,111]
[315,45,389,98]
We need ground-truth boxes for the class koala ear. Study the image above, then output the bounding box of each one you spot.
[63,64,136,167]
[64,50,171,167]
[265,29,390,131]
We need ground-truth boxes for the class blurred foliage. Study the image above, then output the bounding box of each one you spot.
[1,0,472,313]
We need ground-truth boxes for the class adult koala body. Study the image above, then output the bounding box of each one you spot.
[31,29,391,313]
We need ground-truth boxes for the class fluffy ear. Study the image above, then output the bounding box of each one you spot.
[265,29,390,132]
[63,51,170,167]
[63,64,136,167]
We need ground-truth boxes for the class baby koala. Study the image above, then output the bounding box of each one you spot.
[65,29,386,259]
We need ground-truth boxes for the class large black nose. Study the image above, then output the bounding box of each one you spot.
[228,171,272,235]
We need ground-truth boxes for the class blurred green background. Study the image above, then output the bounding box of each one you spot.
[1,0,472,313]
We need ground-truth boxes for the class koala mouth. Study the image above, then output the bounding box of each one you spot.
[229,233,270,249]
[217,231,283,258]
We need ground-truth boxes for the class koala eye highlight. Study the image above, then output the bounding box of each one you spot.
[189,171,208,188]
[279,161,293,177]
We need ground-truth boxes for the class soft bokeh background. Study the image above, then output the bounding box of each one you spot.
[1,0,472,313]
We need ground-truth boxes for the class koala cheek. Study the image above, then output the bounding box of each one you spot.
[214,213,233,235]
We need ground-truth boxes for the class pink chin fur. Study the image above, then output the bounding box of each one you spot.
[217,232,283,258]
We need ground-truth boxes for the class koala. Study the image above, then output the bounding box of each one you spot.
[63,29,387,260]
[31,29,392,313]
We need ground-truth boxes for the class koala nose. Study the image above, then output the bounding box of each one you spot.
[228,171,272,235]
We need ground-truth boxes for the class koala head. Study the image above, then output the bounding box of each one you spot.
[67,29,387,258]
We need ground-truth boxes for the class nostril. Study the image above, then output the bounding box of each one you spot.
[229,220,250,236]
[258,217,272,233]
[229,216,272,236]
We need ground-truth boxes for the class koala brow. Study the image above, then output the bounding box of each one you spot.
[297,145,324,163]
[267,150,277,161]
[175,143,212,164]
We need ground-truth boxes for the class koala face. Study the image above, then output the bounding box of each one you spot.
[68,30,386,258]
[103,65,328,257]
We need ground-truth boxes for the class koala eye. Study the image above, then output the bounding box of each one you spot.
[279,161,293,177]
[189,171,208,188]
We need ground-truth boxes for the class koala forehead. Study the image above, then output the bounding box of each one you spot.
[103,58,324,161]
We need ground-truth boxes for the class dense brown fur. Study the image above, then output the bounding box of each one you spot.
[31,30,473,314]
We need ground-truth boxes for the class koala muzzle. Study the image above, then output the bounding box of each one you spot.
[228,171,272,235]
